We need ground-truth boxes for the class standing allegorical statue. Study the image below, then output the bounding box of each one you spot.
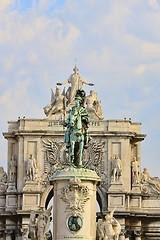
[9,155,17,182]
[57,66,94,106]
[0,167,7,183]
[111,155,122,182]
[131,157,140,185]
[28,210,37,240]
[26,154,37,181]
[37,207,52,240]
[28,207,52,240]
[63,89,91,167]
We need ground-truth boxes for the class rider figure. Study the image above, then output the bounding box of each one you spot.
[64,89,90,166]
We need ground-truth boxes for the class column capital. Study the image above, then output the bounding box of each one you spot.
[134,230,143,236]
[125,230,132,237]
[4,229,13,235]
[120,229,126,236]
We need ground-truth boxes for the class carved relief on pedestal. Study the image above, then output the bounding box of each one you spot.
[61,178,90,216]
[140,168,160,195]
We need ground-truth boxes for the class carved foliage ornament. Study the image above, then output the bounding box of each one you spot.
[61,178,90,216]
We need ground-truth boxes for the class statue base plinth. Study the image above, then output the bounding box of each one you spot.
[50,167,101,240]
[131,184,141,193]
[7,182,17,193]
[109,181,124,192]
[23,181,39,192]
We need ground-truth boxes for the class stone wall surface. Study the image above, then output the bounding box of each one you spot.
[0,117,160,239]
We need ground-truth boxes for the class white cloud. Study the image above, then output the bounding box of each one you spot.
[0,0,160,177]
[148,0,160,9]
[134,65,146,75]
[83,47,112,71]
[0,79,30,109]
[143,86,153,94]
[0,0,14,11]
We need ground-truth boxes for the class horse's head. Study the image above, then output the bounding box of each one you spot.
[69,108,83,131]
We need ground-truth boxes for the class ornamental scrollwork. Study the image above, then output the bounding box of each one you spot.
[61,178,90,216]
[140,168,160,195]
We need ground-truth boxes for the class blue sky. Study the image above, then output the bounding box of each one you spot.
[0,0,160,177]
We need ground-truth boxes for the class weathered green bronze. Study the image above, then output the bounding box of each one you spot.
[64,89,90,167]
[68,216,83,232]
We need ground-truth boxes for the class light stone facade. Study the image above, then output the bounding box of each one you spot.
[1,116,160,239]
[1,70,160,239]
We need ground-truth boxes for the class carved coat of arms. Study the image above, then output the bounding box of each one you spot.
[61,178,90,216]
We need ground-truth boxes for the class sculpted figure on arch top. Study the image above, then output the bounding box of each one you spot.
[86,90,103,120]
[44,67,104,120]
[57,66,94,107]
[44,87,66,118]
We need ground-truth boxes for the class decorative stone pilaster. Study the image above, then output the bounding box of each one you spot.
[50,167,100,240]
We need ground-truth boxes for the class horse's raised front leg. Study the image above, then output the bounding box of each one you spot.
[69,141,75,164]
[78,141,84,167]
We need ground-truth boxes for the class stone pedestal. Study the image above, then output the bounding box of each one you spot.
[7,182,16,192]
[109,181,124,192]
[50,167,100,240]
[131,184,141,193]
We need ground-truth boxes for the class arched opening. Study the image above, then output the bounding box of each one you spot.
[45,187,53,209]
[97,186,108,212]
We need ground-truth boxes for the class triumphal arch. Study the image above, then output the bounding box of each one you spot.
[0,67,160,239]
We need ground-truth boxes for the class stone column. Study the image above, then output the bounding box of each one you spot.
[50,167,100,240]
[4,229,12,240]
[125,230,132,240]
[119,234,125,240]
[119,230,125,240]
